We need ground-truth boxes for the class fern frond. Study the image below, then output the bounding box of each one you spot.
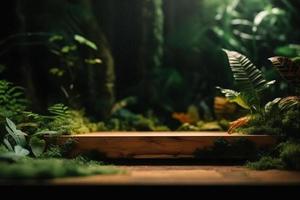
[223,50,275,92]
[48,104,70,120]
[278,96,300,112]
[268,56,300,92]
[0,80,27,119]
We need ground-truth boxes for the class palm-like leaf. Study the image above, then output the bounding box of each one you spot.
[223,50,275,92]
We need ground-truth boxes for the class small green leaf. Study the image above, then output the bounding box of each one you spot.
[49,35,64,43]
[14,145,30,157]
[74,34,98,50]
[85,58,102,65]
[216,87,250,109]
[49,68,65,77]
[61,45,77,53]
[29,137,46,157]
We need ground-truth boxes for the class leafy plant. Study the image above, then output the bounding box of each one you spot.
[217,50,275,113]
[47,34,102,107]
[268,56,300,94]
[210,0,293,60]
[1,118,30,160]
[0,80,27,122]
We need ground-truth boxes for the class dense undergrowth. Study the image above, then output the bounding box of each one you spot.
[0,80,125,179]
[0,143,121,180]
[217,50,300,170]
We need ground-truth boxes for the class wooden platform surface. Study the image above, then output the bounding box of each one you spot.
[50,165,300,185]
[49,132,277,159]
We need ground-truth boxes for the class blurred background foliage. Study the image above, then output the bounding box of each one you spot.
[0,0,299,129]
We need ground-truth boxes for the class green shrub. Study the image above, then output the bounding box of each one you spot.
[279,141,300,170]
[246,156,284,170]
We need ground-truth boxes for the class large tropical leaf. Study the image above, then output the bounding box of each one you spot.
[268,56,300,89]
[29,136,46,157]
[223,50,275,92]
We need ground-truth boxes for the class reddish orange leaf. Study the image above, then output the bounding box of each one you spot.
[228,116,250,134]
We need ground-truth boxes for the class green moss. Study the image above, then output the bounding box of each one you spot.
[279,141,300,170]
[246,141,300,171]
[238,107,300,138]
[281,109,300,139]
[246,157,285,170]
[236,114,283,136]
[0,157,121,180]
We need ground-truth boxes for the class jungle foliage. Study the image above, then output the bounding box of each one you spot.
[218,49,300,170]
[0,0,300,174]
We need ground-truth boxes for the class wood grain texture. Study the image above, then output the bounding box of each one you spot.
[47,132,277,159]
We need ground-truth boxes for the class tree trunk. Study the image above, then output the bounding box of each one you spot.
[137,0,164,107]
[75,0,115,119]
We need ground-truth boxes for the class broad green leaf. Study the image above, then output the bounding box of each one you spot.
[74,34,98,50]
[216,87,250,109]
[275,44,300,57]
[14,145,30,157]
[5,118,27,147]
[3,138,13,151]
[29,137,46,157]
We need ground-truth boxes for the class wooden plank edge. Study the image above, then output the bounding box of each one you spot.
[45,132,278,159]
